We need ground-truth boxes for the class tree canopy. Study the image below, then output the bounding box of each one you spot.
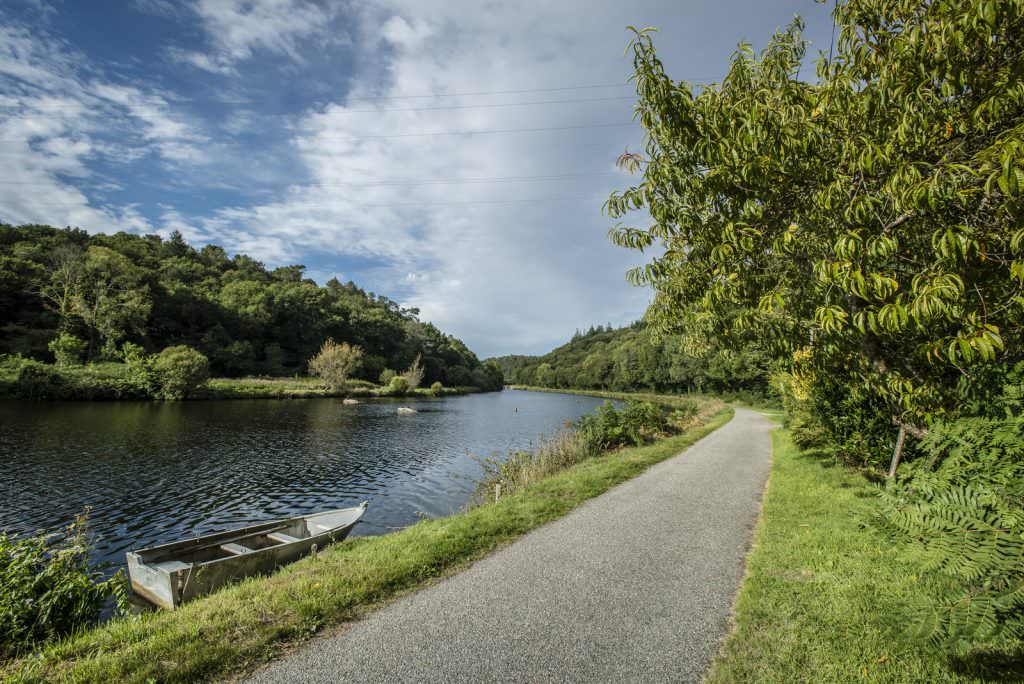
[606,0,1024,646]
[489,321,772,397]
[608,1,1024,442]
[0,224,500,389]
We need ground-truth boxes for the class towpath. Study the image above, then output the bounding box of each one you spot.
[248,408,773,683]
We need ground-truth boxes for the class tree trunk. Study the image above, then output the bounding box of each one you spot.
[887,424,907,478]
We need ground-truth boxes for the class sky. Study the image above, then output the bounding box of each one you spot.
[0,0,836,358]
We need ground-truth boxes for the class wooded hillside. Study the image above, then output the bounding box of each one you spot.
[0,224,501,389]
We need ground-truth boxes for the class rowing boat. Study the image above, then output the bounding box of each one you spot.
[126,503,368,609]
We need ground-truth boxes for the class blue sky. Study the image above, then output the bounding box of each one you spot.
[0,0,835,357]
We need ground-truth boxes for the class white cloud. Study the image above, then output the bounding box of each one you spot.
[3,0,838,356]
[0,16,207,231]
[172,0,343,73]
[190,0,656,355]
[380,15,434,49]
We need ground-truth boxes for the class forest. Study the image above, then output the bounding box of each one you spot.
[0,224,502,390]
[489,322,773,398]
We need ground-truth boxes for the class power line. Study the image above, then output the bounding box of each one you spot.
[0,93,638,118]
[228,82,637,103]
[0,195,609,210]
[298,121,637,141]
[0,79,715,111]
[0,171,625,189]
[0,120,638,146]
[315,94,637,114]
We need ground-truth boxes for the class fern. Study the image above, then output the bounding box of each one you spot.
[875,405,1024,648]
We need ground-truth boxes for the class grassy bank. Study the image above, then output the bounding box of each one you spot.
[508,385,716,407]
[510,384,780,410]
[2,398,729,683]
[0,359,484,401]
[706,429,1024,683]
[203,376,478,400]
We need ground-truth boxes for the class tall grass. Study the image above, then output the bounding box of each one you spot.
[474,396,720,504]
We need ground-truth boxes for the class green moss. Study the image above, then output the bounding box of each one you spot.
[706,429,1024,683]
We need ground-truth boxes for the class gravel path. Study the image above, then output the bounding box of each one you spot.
[248,408,773,684]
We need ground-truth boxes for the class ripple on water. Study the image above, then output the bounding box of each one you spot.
[0,390,613,574]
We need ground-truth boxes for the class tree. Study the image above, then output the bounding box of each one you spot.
[534,362,555,387]
[607,0,1024,645]
[73,246,151,358]
[308,339,363,391]
[40,244,83,333]
[607,4,1024,448]
[401,353,425,390]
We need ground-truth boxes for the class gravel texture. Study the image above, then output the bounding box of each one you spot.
[248,408,773,684]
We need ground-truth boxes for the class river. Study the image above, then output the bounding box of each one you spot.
[0,389,609,574]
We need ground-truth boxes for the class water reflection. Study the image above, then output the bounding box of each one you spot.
[0,390,609,574]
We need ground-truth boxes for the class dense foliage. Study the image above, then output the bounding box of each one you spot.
[489,321,772,397]
[0,514,126,658]
[876,363,1023,647]
[576,399,669,449]
[0,224,501,390]
[610,0,1023,647]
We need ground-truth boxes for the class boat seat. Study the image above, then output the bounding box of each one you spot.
[312,523,333,531]
[267,532,301,544]
[220,543,252,555]
[153,560,191,573]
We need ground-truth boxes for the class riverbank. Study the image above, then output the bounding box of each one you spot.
[204,377,478,400]
[508,385,713,406]
[2,396,728,683]
[0,359,485,401]
[706,428,1024,683]
[509,384,779,409]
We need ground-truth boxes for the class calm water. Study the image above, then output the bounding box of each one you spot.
[0,389,609,574]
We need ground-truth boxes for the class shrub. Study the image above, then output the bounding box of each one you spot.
[308,339,363,392]
[577,400,668,451]
[151,345,210,399]
[401,353,424,390]
[429,381,443,396]
[0,512,128,658]
[379,368,397,385]
[14,359,67,399]
[118,341,146,364]
[47,334,86,367]
[388,375,409,395]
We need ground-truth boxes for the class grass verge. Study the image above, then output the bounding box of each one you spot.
[3,399,729,683]
[706,428,1024,684]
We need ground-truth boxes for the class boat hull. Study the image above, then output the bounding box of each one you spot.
[127,505,366,610]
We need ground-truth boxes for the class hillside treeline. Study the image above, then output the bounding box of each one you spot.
[0,224,501,389]
[489,322,773,397]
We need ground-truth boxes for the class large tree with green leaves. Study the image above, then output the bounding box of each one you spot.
[608,0,1024,448]
[607,0,1024,645]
